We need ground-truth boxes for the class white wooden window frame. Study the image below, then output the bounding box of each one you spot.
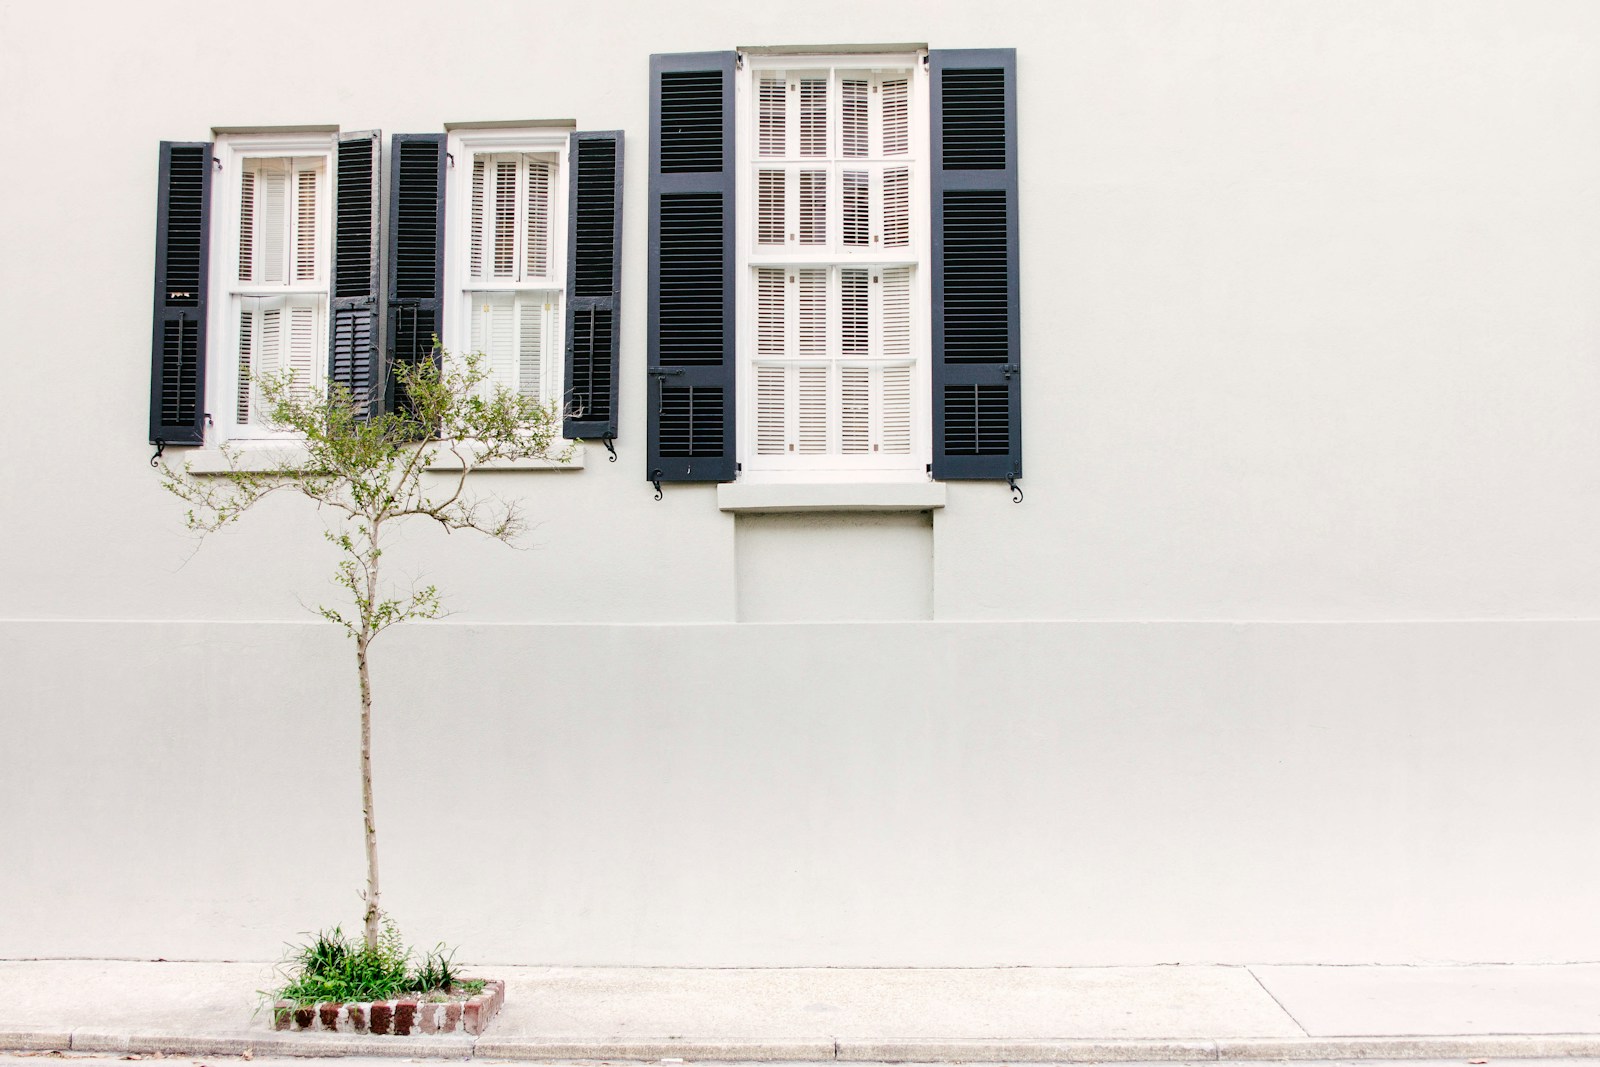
[735,51,933,484]
[443,128,569,412]
[207,131,335,443]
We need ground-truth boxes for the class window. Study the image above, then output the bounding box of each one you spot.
[645,48,1019,491]
[150,126,620,451]
[738,54,930,480]
[443,128,568,407]
[216,133,334,437]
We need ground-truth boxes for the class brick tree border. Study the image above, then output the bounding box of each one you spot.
[273,979,504,1036]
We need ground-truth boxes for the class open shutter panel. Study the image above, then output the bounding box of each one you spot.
[149,141,212,446]
[385,133,447,413]
[648,52,737,482]
[930,49,1020,480]
[330,130,382,417]
[565,130,624,440]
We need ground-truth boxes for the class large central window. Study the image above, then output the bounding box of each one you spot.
[737,53,930,479]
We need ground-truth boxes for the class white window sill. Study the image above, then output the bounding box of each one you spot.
[716,481,946,513]
[177,443,585,475]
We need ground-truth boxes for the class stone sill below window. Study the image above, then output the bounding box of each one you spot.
[176,443,586,475]
[716,481,946,513]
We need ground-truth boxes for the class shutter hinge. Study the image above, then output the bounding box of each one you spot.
[651,469,664,501]
[1008,474,1023,504]
[212,157,222,171]
[602,438,618,462]
[736,52,745,70]
[1002,364,1020,380]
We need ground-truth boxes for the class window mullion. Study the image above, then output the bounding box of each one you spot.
[827,266,841,454]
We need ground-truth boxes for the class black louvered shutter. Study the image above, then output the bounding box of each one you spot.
[930,49,1020,480]
[330,130,383,417]
[647,52,737,483]
[385,133,447,413]
[565,131,624,441]
[149,141,212,446]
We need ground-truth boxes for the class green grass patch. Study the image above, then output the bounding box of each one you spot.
[267,922,475,1007]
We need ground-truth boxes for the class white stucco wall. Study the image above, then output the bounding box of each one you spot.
[2,0,1599,963]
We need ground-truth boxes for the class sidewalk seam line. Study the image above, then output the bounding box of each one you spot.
[1246,964,1310,1036]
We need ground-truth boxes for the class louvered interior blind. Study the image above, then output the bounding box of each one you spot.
[745,64,922,470]
[466,151,559,400]
[232,156,328,428]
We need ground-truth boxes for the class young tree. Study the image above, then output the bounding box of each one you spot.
[160,352,569,950]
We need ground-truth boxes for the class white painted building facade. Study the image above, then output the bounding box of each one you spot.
[2,0,1598,965]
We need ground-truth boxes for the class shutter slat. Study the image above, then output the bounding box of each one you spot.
[329,130,382,417]
[565,130,625,440]
[385,133,446,414]
[931,48,1020,480]
[149,141,212,445]
[649,52,737,482]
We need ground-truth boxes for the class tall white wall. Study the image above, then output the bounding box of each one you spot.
[3,0,1599,963]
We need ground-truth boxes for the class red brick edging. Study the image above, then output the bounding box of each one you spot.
[272,979,503,1036]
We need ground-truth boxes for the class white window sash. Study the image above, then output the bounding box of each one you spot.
[444,129,570,408]
[209,134,334,442]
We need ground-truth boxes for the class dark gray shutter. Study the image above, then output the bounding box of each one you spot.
[385,133,447,413]
[565,130,624,441]
[647,52,737,483]
[149,141,212,446]
[930,49,1020,481]
[330,130,382,417]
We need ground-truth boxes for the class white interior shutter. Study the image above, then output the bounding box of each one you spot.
[238,171,256,282]
[470,158,486,278]
[287,303,317,400]
[840,268,868,355]
[842,78,869,157]
[294,166,319,282]
[518,298,544,397]
[470,292,516,392]
[799,77,827,156]
[251,303,284,419]
[881,266,911,359]
[757,169,785,246]
[840,364,869,452]
[525,159,550,278]
[493,160,516,278]
[881,75,910,156]
[236,308,254,423]
[757,267,786,358]
[259,167,287,284]
[796,363,827,453]
[880,362,912,454]
[759,76,786,156]
[797,269,826,356]
[755,363,786,455]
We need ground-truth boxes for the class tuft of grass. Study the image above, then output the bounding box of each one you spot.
[266,921,478,1007]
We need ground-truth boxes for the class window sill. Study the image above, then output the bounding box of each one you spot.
[177,443,585,475]
[716,481,946,513]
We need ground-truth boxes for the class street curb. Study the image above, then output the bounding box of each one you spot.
[3,1029,1599,1061]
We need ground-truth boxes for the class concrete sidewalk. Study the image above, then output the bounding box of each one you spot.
[1,960,1597,1062]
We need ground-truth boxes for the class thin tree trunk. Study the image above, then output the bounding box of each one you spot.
[358,630,380,951]
[359,523,383,952]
